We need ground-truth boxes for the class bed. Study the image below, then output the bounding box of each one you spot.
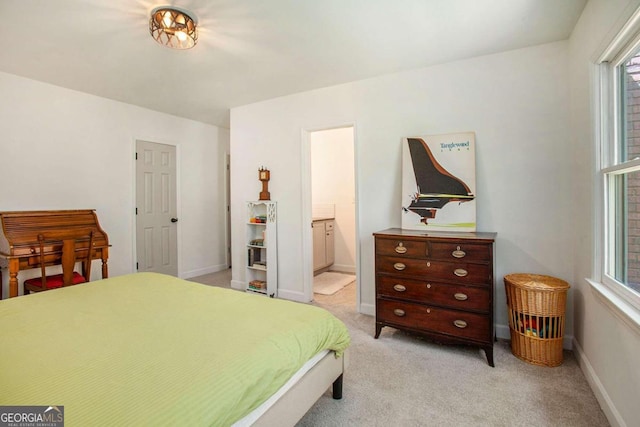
[0,272,350,426]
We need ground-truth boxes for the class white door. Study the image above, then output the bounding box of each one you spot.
[136,140,178,276]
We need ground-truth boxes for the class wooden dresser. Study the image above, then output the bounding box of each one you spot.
[373,228,496,366]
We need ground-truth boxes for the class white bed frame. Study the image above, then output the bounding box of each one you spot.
[234,349,349,426]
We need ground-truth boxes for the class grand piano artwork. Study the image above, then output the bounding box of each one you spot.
[402,133,476,232]
[0,210,110,298]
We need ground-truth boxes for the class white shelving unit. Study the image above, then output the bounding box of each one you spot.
[245,201,277,297]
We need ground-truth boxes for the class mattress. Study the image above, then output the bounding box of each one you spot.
[0,272,350,426]
[232,349,330,426]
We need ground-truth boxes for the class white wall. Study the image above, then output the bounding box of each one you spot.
[0,71,230,296]
[230,41,573,332]
[311,127,356,273]
[569,1,640,426]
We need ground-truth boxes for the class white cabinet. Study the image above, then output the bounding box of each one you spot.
[246,201,277,297]
[312,222,326,271]
[325,223,335,266]
[313,219,334,273]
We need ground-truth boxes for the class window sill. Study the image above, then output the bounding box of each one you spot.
[586,278,640,337]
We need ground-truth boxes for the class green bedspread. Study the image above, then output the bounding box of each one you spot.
[0,273,350,426]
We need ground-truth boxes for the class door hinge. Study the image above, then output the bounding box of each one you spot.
[135,152,138,160]
[135,207,138,215]
[136,262,139,270]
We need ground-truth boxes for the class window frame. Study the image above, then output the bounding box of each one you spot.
[596,16,640,317]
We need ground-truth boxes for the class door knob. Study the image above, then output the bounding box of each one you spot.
[171,218,178,223]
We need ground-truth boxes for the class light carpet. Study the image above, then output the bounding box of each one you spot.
[300,283,609,427]
[189,270,609,426]
[314,272,355,295]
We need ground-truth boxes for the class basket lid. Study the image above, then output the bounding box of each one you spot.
[504,273,570,290]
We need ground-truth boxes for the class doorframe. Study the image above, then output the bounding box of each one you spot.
[132,138,182,276]
[301,122,361,312]
[225,153,232,268]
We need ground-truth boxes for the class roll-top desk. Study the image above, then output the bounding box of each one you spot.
[0,210,110,298]
[374,228,496,366]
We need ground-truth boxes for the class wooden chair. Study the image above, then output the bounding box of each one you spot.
[23,229,95,294]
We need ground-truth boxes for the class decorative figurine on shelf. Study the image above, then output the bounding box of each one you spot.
[259,167,270,200]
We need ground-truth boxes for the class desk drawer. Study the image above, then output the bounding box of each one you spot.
[27,252,61,266]
[377,276,490,312]
[377,299,490,342]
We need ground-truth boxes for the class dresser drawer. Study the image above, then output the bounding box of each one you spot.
[429,241,491,262]
[376,255,491,284]
[377,276,490,312]
[377,299,490,343]
[375,238,426,258]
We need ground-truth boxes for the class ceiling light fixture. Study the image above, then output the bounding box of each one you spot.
[149,6,198,49]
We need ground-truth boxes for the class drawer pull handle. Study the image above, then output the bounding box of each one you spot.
[454,320,468,328]
[454,292,468,301]
[393,309,406,317]
[426,283,431,289]
[393,284,406,292]
[394,243,407,254]
[454,268,468,277]
[452,246,466,258]
[393,263,406,271]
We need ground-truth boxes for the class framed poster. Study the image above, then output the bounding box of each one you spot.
[401,132,476,232]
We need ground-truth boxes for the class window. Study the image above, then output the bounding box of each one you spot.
[599,29,640,313]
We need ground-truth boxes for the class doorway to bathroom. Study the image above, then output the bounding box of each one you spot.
[308,126,357,309]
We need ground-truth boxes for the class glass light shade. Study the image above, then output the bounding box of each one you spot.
[149,7,197,49]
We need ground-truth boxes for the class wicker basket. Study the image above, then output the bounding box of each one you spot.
[504,273,570,367]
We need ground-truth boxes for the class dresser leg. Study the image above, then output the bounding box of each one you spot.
[485,346,495,367]
[374,323,382,339]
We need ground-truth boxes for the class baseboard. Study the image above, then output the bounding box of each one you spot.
[276,288,307,303]
[360,302,375,316]
[181,263,228,280]
[329,264,356,274]
[230,279,245,291]
[573,338,626,427]
[235,289,307,302]
[496,323,511,340]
